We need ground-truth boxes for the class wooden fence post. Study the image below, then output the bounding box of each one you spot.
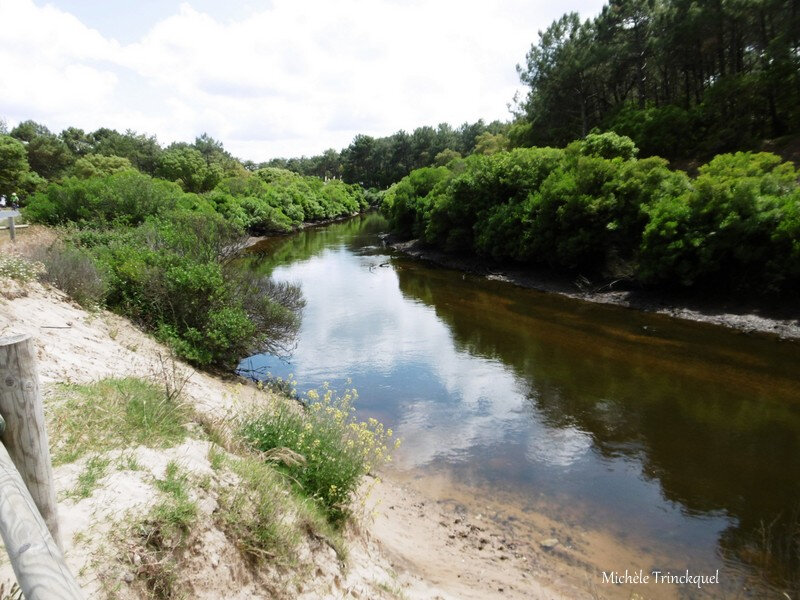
[0,334,61,548]
[8,216,15,242]
[0,441,83,599]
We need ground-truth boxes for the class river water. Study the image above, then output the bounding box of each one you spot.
[241,212,800,597]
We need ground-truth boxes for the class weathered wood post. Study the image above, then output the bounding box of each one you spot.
[0,335,61,547]
[1,210,20,242]
[0,440,84,599]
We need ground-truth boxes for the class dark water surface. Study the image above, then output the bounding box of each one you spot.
[241,213,800,596]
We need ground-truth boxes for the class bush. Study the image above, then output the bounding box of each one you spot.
[638,152,800,291]
[384,138,799,294]
[212,169,369,235]
[569,131,639,161]
[240,387,397,523]
[24,171,187,227]
[28,241,108,306]
[78,211,304,367]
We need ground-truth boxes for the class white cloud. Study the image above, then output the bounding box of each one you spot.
[0,0,606,160]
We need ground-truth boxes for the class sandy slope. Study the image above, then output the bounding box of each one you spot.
[0,277,574,599]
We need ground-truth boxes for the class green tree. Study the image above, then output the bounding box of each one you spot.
[157,146,222,193]
[90,128,162,174]
[72,154,134,178]
[10,120,74,180]
[0,134,32,196]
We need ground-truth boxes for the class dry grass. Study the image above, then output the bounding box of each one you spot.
[0,224,57,253]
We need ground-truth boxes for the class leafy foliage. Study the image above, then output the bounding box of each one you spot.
[384,135,800,294]
[639,152,800,291]
[24,171,189,226]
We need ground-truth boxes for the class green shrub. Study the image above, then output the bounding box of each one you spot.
[240,387,397,524]
[638,152,800,291]
[382,166,451,238]
[569,131,639,161]
[29,241,108,306]
[24,171,186,226]
[81,211,304,367]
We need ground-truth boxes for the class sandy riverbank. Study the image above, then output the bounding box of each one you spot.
[0,268,587,598]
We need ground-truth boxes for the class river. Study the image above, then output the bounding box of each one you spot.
[241,212,800,598]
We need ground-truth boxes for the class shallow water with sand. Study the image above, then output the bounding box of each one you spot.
[242,212,800,598]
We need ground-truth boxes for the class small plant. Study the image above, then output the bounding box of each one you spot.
[240,386,398,524]
[207,445,225,471]
[129,462,196,600]
[28,241,107,306]
[216,454,300,566]
[69,455,111,499]
[152,461,197,533]
[254,373,299,400]
[0,254,44,282]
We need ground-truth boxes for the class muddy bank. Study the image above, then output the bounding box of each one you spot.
[387,238,800,340]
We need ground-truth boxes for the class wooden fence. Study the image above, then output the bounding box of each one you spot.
[0,334,84,599]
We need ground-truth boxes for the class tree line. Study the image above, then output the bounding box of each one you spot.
[0,120,246,198]
[263,120,510,188]
[514,0,800,159]
[0,118,513,200]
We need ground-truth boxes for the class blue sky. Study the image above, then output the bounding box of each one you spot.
[0,0,606,161]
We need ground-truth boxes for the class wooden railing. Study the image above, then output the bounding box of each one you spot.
[0,335,84,599]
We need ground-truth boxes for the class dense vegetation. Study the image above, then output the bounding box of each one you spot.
[515,0,800,159]
[0,117,506,199]
[18,162,371,368]
[241,384,397,523]
[383,132,800,295]
[265,120,509,188]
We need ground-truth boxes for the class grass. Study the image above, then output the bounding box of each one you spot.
[239,386,397,524]
[129,461,197,600]
[68,455,111,499]
[215,452,301,566]
[216,449,346,567]
[151,461,197,536]
[47,377,190,465]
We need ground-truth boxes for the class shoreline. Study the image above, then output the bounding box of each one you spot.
[242,207,378,250]
[0,272,577,599]
[387,237,800,341]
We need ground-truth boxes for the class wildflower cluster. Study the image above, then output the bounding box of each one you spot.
[0,254,44,282]
[255,372,299,399]
[241,384,399,524]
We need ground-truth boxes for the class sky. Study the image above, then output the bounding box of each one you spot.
[0,0,606,162]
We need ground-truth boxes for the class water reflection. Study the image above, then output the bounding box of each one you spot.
[242,213,800,593]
